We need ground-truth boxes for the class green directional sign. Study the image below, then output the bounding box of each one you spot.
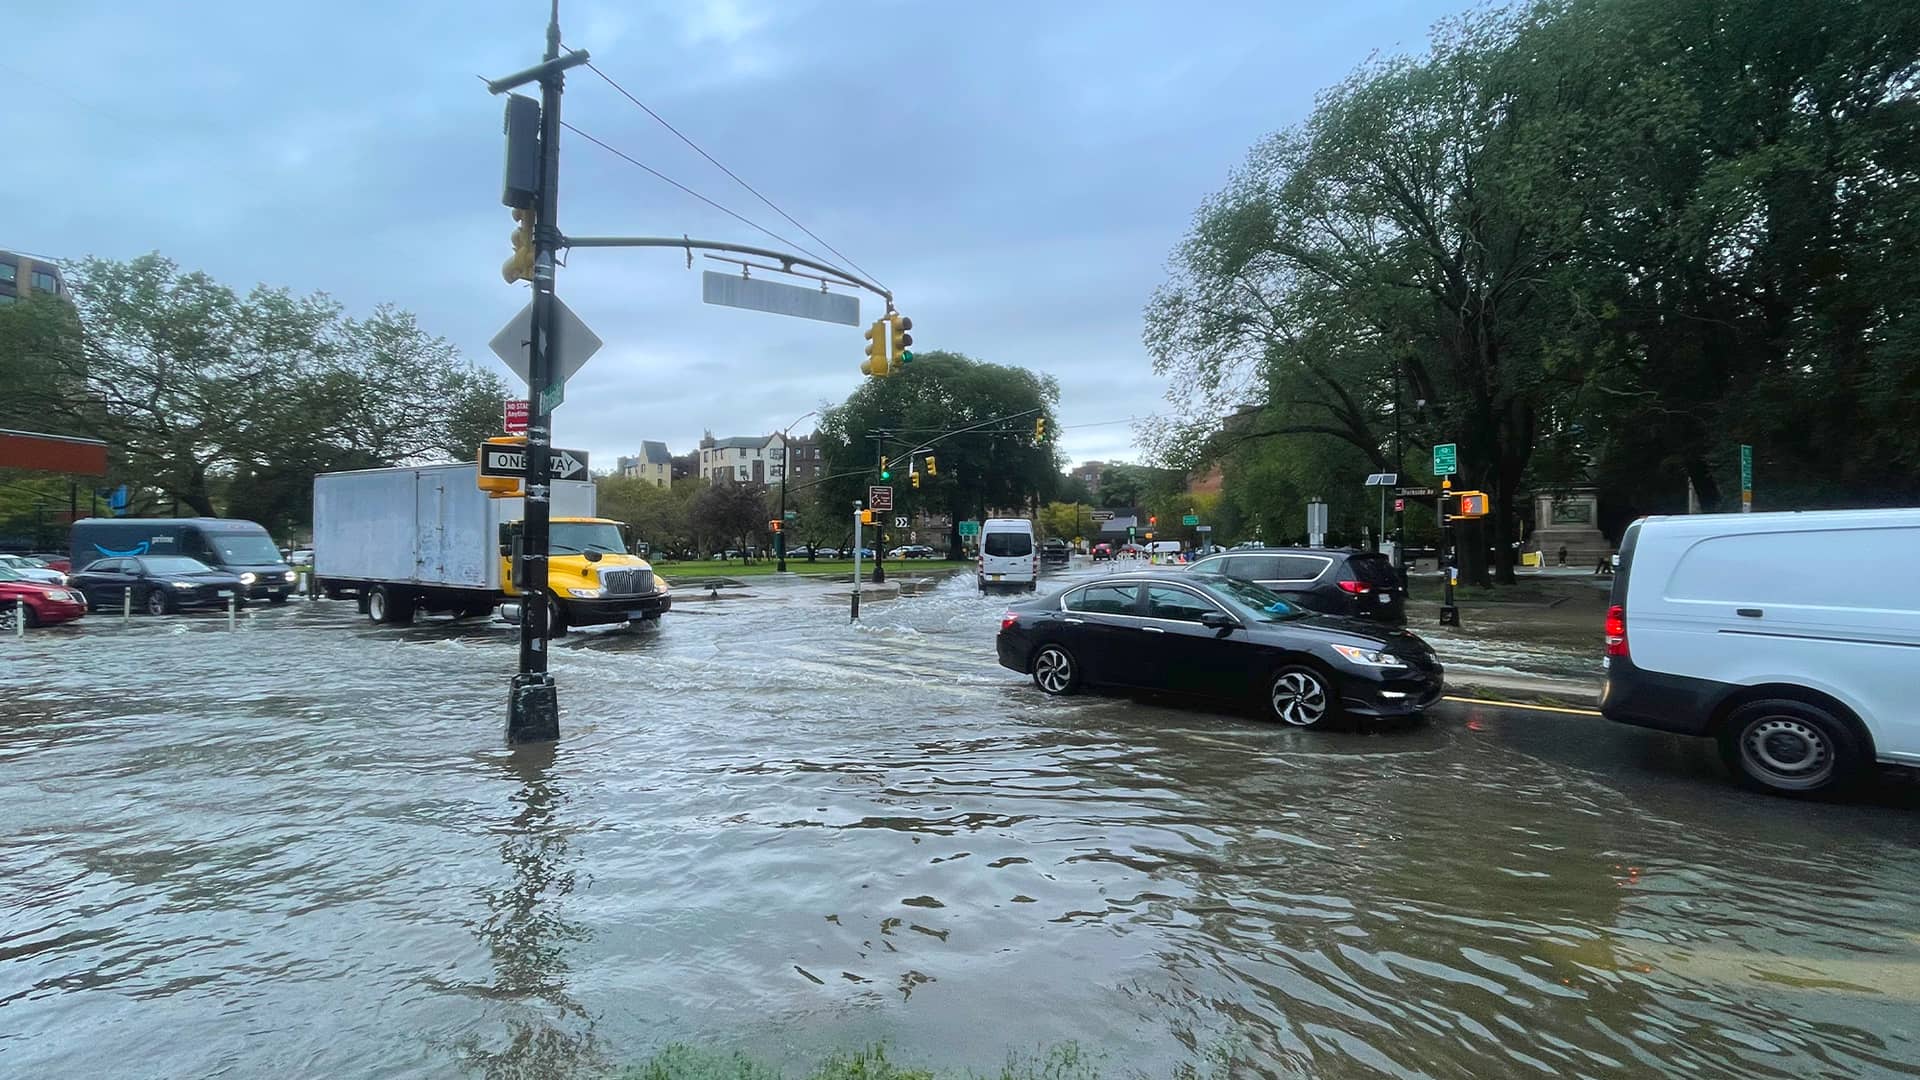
[1740,444,1753,511]
[1182,514,1200,526]
[1432,443,1458,477]
[958,519,980,538]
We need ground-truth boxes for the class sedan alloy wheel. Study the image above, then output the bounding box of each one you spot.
[1270,666,1334,727]
[1032,645,1078,695]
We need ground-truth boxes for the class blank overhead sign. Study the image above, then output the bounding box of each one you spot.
[703,271,859,326]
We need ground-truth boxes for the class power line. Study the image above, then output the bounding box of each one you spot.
[578,58,886,291]
[560,121,847,271]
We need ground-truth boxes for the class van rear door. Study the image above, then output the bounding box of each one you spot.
[981,528,1034,583]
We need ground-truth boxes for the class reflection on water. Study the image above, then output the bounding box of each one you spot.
[1,580,1917,1079]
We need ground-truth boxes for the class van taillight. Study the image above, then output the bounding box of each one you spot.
[1336,579,1370,594]
[1605,604,1628,657]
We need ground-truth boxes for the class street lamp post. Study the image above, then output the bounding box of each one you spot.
[777,410,818,573]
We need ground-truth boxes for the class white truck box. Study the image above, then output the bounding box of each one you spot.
[314,463,595,591]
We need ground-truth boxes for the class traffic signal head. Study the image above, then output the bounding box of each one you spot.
[503,207,536,283]
[888,312,914,365]
[911,472,921,489]
[924,455,936,476]
[861,318,890,377]
[1149,515,1157,526]
[879,456,891,481]
[1034,417,1047,440]
[859,509,876,525]
[768,519,783,533]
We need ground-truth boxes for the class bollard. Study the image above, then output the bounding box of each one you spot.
[13,598,23,639]
[228,594,237,631]
[123,586,132,622]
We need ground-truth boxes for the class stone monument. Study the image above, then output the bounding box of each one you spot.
[1531,489,1609,567]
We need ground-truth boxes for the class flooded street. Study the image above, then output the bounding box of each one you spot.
[4,568,1918,1079]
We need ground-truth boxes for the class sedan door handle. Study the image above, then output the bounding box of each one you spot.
[1736,608,1763,618]
[1063,617,1085,625]
[1140,626,1165,634]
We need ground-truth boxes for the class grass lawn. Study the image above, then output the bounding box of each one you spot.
[652,558,970,581]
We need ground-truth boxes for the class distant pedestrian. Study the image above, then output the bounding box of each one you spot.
[1557,545,1568,567]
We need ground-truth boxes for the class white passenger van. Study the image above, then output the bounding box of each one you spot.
[1600,509,1920,795]
[977,518,1037,593]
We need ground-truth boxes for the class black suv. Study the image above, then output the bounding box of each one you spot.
[1185,547,1406,622]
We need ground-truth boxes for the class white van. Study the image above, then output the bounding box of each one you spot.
[1600,509,1920,795]
[977,518,1037,593]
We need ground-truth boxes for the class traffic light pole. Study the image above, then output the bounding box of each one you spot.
[488,1,588,744]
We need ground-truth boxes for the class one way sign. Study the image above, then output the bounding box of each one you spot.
[479,444,592,481]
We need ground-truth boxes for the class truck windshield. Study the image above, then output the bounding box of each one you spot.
[550,522,627,556]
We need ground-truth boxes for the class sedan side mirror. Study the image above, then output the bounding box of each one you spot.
[1199,611,1238,630]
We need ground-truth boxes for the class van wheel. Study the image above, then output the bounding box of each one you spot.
[1719,699,1862,796]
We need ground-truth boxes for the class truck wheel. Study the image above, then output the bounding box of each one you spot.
[547,597,569,637]
[368,586,415,625]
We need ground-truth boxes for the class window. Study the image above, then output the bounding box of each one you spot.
[31,270,57,294]
[1272,555,1331,581]
[1146,585,1216,622]
[984,532,1032,557]
[737,448,747,459]
[1066,584,1137,615]
[736,466,748,480]
[0,262,15,283]
[88,558,125,574]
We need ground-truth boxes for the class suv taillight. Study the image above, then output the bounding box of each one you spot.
[1336,579,1370,594]
[1605,604,1628,657]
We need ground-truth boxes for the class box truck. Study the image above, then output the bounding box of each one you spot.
[312,463,669,633]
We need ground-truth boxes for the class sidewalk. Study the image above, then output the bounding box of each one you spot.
[1400,574,1608,706]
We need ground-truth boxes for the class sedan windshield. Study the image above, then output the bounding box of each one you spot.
[139,556,217,574]
[1193,575,1306,621]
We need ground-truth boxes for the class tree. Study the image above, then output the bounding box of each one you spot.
[1036,502,1096,544]
[596,475,697,556]
[689,481,768,560]
[815,351,1061,557]
[2,254,507,529]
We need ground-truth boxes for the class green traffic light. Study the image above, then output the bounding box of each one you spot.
[899,350,914,364]
[880,470,892,481]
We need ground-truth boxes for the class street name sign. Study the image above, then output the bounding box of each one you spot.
[868,485,894,510]
[1432,444,1458,477]
[702,270,859,327]
[1089,510,1115,521]
[504,399,529,434]
[480,444,591,481]
[488,297,604,403]
[1740,444,1753,512]
[1398,486,1436,497]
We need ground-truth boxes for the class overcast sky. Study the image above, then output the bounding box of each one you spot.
[5,0,1453,472]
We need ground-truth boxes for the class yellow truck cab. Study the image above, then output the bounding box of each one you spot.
[500,516,670,633]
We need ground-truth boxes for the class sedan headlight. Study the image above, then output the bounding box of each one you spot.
[1331,644,1409,669]
[567,587,605,599]
[282,570,297,583]
[172,581,197,589]
[48,590,72,602]
[238,572,257,585]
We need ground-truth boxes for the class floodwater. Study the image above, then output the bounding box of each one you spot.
[3,568,1917,1079]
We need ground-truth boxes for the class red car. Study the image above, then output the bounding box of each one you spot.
[0,564,88,628]
[28,553,72,573]
[1091,542,1114,561]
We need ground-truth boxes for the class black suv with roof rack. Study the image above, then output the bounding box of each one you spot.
[1184,547,1407,623]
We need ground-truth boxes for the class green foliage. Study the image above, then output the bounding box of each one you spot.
[816,351,1061,555]
[0,253,508,536]
[1149,0,1920,582]
[597,475,700,555]
[1035,501,1096,542]
[689,481,772,557]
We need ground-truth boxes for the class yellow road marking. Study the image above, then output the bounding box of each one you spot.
[1442,694,1603,717]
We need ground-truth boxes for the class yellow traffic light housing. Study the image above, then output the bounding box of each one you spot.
[887,312,914,366]
[1454,490,1490,518]
[924,455,936,476]
[879,456,891,481]
[1034,417,1047,440]
[911,472,921,489]
[503,207,536,284]
[859,509,876,526]
[478,435,527,497]
[860,318,890,377]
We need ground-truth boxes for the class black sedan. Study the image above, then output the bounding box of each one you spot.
[996,572,1443,727]
[68,555,247,616]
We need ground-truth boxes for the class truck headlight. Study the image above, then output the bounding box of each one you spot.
[239,572,257,585]
[1331,644,1409,668]
[283,570,297,583]
[567,587,605,598]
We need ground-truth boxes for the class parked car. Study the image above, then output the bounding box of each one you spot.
[997,571,1443,727]
[288,548,315,567]
[1601,509,1920,796]
[888,544,936,560]
[812,547,841,559]
[978,518,1038,593]
[0,553,66,586]
[27,553,72,573]
[67,555,247,616]
[0,564,88,627]
[1040,538,1072,566]
[1185,547,1406,623]
[1091,543,1114,561]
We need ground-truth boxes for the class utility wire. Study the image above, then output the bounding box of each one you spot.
[578,59,886,291]
[560,121,846,272]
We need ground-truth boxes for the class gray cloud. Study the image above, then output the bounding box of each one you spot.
[5,0,1452,472]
